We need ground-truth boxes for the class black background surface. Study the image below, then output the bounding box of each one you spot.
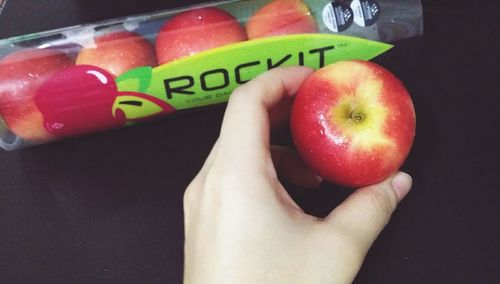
[1,0,499,283]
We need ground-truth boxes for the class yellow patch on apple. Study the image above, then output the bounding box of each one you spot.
[329,78,394,152]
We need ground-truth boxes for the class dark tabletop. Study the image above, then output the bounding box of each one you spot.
[1,1,499,283]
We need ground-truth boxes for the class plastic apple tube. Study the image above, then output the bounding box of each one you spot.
[0,0,423,150]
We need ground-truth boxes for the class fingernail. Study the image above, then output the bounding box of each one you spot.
[392,172,413,202]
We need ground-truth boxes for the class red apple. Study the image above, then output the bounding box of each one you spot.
[76,31,157,77]
[0,48,74,142]
[34,65,125,138]
[156,7,248,64]
[291,60,416,188]
[246,0,318,40]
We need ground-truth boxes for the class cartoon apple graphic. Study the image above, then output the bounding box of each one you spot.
[76,31,157,77]
[291,60,416,188]
[34,65,175,138]
[113,92,175,123]
[0,48,74,142]
[156,7,248,64]
[34,65,124,137]
[246,0,318,39]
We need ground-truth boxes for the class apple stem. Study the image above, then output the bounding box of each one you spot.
[350,111,366,124]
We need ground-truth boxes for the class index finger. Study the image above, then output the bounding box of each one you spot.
[217,67,313,167]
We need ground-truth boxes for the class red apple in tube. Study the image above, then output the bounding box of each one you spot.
[156,7,248,64]
[246,0,318,39]
[0,48,74,142]
[76,31,157,77]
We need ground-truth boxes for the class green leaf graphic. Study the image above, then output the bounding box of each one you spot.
[116,66,153,93]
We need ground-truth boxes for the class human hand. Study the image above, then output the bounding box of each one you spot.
[183,67,412,284]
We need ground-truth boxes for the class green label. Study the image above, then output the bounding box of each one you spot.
[116,34,392,116]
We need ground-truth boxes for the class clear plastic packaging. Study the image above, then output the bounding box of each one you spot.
[0,0,423,150]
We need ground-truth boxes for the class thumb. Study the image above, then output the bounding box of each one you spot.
[324,172,413,251]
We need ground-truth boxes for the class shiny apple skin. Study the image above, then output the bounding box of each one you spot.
[0,48,74,142]
[291,60,416,188]
[76,31,157,77]
[156,7,247,64]
[246,0,318,39]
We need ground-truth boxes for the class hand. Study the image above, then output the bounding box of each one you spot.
[183,67,412,284]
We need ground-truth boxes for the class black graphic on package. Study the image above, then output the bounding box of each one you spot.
[351,0,381,27]
[323,2,354,33]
